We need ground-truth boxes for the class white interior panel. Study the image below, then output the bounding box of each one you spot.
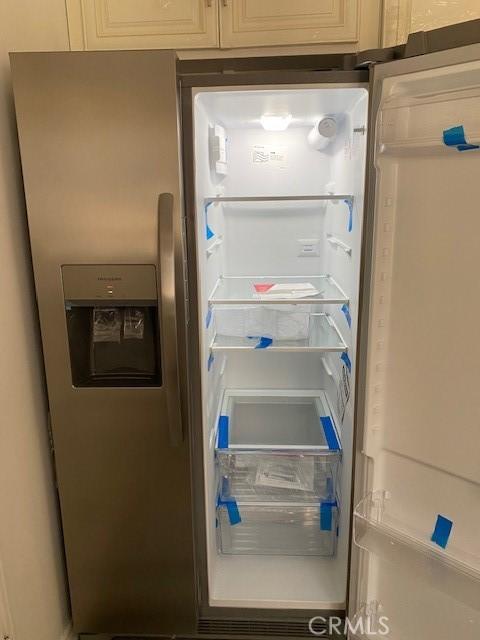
[193,86,368,611]
[356,49,480,638]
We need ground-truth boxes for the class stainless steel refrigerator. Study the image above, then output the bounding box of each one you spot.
[10,20,480,639]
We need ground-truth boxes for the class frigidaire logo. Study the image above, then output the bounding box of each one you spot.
[97,276,122,281]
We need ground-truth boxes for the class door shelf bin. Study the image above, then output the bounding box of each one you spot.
[354,491,480,613]
[216,501,339,556]
[215,389,342,503]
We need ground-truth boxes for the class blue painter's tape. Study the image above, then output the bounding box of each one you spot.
[443,125,479,152]
[206,307,213,328]
[341,351,352,373]
[320,500,337,531]
[255,336,273,349]
[205,202,215,240]
[218,415,229,449]
[341,303,352,328]
[320,416,340,451]
[344,198,353,232]
[226,499,241,525]
[217,495,241,526]
[207,353,215,371]
[443,125,467,146]
[431,515,453,549]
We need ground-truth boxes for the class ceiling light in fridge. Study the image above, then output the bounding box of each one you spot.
[260,113,292,131]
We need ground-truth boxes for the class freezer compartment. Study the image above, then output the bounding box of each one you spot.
[218,453,339,503]
[217,501,339,556]
[211,311,347,353]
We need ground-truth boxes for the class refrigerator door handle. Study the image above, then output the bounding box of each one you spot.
[158,192,183,446]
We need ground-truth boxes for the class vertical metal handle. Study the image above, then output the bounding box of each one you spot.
[206,0,212,6]
[158,193,183,446]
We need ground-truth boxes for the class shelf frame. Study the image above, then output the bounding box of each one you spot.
[205,195,354,204]
[209,275,349,306]
[209,312,347,354]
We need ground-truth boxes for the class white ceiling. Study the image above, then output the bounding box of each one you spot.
[195,87,368,129]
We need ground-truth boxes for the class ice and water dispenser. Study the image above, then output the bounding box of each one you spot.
[62,265,161,387]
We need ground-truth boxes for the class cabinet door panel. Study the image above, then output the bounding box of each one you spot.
[67,0,219,50]
[220,0,359,48]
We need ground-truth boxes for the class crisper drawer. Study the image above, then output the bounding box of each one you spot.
[218,453,340,503]
[216,501,339,556]
[216,389,342,503]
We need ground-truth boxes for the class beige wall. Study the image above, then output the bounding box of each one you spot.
[0,2,72,640]
[383,0,480,46]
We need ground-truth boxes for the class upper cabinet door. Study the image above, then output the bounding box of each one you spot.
[219,0,360,48]
[66,0,219,50]
[349,42,480,639]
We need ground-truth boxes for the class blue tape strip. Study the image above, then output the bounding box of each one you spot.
[207,353,214,371]
[205,202,215,240]
[344,198,353,232]
[431,515,453,549]
[443,125,479,152]
[341,351,352,373]
[217,495,241,526]
[255,336,273,349]
[320,500,337,531]
[226,499,241,525]
[218,415,229,449]
[206,307,213,329]
[320,416,340,451]
[341,303,352,328]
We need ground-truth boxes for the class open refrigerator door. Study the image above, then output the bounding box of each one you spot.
[350,43,480,639]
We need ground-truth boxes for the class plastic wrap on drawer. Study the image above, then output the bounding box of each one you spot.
[216,500,339,556]
[218,453,339,503]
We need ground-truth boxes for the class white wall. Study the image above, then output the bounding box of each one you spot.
[0,2,72,640]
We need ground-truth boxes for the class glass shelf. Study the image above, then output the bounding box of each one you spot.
[205,195,353,205]
[211,313,347,353]
[209,276,348,305]
[354,491,480,613]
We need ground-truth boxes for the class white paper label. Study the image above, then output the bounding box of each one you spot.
[252,145,287,168]
[255,459,314,491]
[336,363,351,424]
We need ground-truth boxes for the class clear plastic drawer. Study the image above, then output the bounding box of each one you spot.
[215,389,342,503]
[218,453,339,503]
[216,501,339,556]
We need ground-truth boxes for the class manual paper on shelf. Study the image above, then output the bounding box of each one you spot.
[336,363,351,424]
[254,459,314,492]
[253,282,319,299]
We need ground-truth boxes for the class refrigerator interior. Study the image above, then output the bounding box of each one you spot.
[193,86,368,609]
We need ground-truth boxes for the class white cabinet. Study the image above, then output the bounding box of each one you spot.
[66,0,381,51]
[219,0,360,48]
[66,0,219,50]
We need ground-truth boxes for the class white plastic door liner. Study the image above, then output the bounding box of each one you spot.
[350,43,480,639]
